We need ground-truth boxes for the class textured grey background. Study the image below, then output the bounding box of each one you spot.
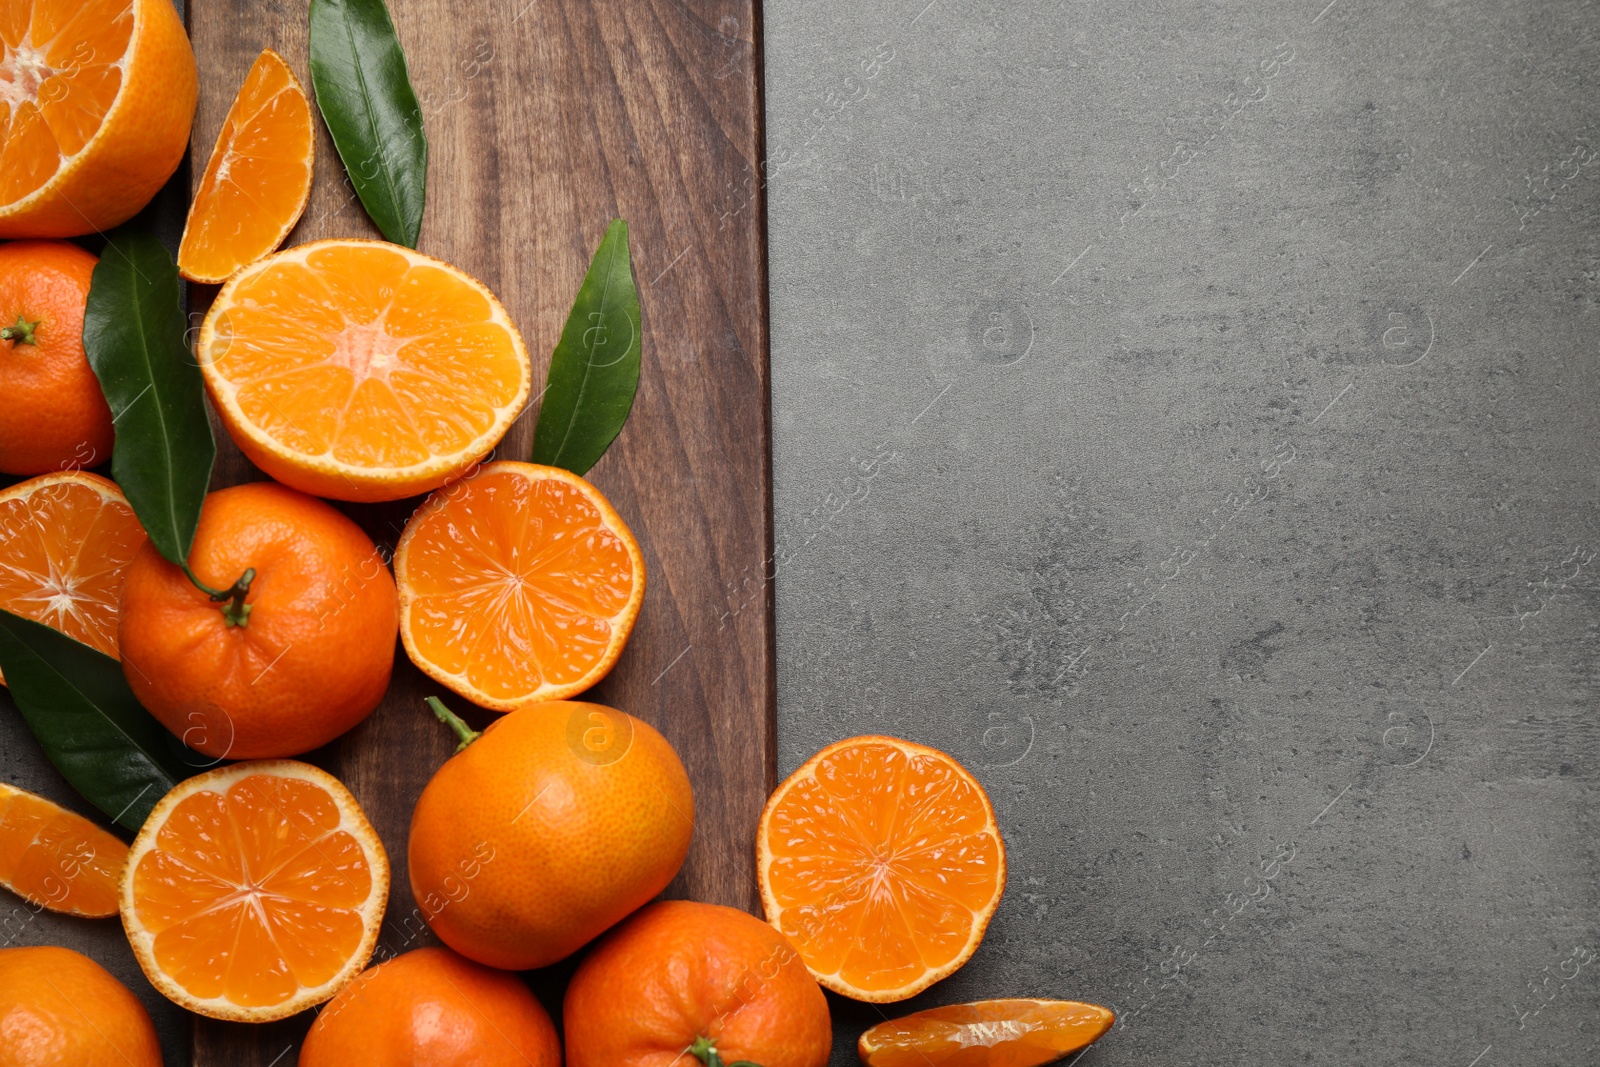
[763,0,1599,1064]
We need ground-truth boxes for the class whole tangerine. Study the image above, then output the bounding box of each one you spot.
[0,240,114,475]
[408,698,693,971]
[563,900,832,1067]
[118,481,397,759]
[299,946,560,1067]
[0,946,162,1067]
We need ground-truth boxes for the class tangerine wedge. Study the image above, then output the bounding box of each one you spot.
[758,736,1006,1003]
[858,999,1115,1067]
[197,240,531,502]
[178,48,313,284]
[0,781,127,917]
[0,471,147,684]
[120,761,389,1022]
[0,0,197,238]
[394,461,645,710]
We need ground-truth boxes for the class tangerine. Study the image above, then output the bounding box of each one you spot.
[117,481,397,759]
[408,698,692,970]
[300,946,560,1067]
[0,239,112,474]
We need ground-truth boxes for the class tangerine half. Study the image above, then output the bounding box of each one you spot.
[0,0,196,238]
[0,471,146,684]
[394,461,645,710]
[120,760,389,1022]
[757,735,1007,1002]
[197,240,531,502]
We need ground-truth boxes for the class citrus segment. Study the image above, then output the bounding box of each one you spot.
[394,461,644,709]
[0,472,146,683]
[858,999,1114,1067]
[177,48,312,284]
[120,761,389,1022]
[0,781,126,917]
[198,240,531,502]
[0,0,196,238]
[757,736,1006,1002]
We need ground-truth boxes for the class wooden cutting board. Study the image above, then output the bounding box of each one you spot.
[184,0,773,1060]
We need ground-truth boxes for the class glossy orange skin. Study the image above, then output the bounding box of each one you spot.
[0,946,161,1067]
[565,901,832,1067]
[118,481,397,758]
[408,701,693,971]
[299,947,559,1067]
[0,241,113,474]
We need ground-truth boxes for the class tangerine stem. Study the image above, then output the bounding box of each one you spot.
[688,1035,765,1067]
[184,565,255,627]
[426,696,481,753]
[1,315,38,346]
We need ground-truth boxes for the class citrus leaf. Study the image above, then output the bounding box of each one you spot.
[83,227,215,569]
[309,0,427,247]
[532,220,641,475]
[0,609,205,832]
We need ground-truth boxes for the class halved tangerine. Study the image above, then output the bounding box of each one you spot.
[120,761,389,1022]
[0,0,197,238]
[393,461,645,710]
[757,735,1007,1002]
[0,781,127,917]
[197,240,531,503]
[0,471,147,684]
[177,48,313,284]
[858,999,1115,1067]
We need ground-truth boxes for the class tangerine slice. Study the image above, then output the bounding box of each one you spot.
[0,0,196,238]
[393,461,645,710]
[177,48,313,284]
[0,471,147,684]
[197,240,532,503]
[0,781,127,917]
[858,999,1115,1067]
[757,735,1007,1002]
[120,761,389,1022]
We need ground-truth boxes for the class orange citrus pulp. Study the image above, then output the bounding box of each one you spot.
[758,736,1007,1002]
[198,240,531,503]
[858,999,1115,1067]
[394,461,645,710]
[0,781,127,917]
[0,0,196,238]
[120,761,389,1022]
[178,48,313,284]
[0,471,147,684]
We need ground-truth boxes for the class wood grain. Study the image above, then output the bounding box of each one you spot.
[185,0,773,1061]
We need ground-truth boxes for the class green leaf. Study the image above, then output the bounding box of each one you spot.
[532,220,642,475]
[0,610,205,831]
[83,227,215,569]
[309,0,428,247]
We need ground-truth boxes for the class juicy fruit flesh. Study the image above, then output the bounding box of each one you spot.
[764,740,1003,995]
[403,469,636,700]
[0,476,144,658]
[179,49,311,282]
[129,774,374,1008]
[0,0,133,207]
[861,1000,1114,1067]
[0,783,125,916]
[205,244,525,470]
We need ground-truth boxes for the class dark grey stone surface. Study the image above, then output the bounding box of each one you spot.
[763,1,1599,1064]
